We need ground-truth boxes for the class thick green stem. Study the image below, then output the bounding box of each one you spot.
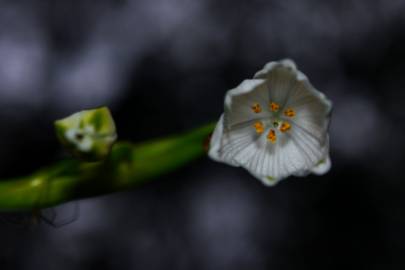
[0,123,215,211]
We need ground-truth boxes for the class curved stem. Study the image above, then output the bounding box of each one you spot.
[0,123,215,211]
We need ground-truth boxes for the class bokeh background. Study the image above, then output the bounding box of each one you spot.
[0,0,405,269]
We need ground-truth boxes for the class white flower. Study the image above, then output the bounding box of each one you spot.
[209,60,332,186]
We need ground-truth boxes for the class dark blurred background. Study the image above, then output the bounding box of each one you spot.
[0,0,405,269]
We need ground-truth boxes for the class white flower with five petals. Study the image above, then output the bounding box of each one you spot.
[209,60,332,186]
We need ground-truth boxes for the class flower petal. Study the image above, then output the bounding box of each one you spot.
[210,79,275,168]
[311,137,331,175]
[224,79,269,128]
[255,59,332,178]
[285,75,332,138]
[248,128,329,185]
[253,173,282,186]
[208,115,230,164]
[209,114,262,167]
[254,59,298,106]
[312,156,331,175]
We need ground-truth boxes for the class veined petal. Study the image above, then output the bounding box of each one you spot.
[209,115,240,167]
[254,59,298,106]
[209,115,228,163]
[311,155,332,175]
[224,79,269,128]
[284,73,332,139]
[246,138,286,186]
[310,136,331,175]
[254,59,297,78]
[289,128,329,173]
[286,69,332,113]
[248,129,329,185]
[209,114,261,167]
[210,79,272,167]
[253,173,282,187]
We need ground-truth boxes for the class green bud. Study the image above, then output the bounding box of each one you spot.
[54,107,117,162]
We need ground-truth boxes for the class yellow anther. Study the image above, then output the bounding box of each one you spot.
[253,121,265,134]
[251,103,262,113]
[284,108,296,117]
[267,129,277,143]
[270,102,280,112]
[280,122,291,133]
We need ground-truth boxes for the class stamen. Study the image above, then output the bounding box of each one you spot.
[284,108,296,117]
[280,122,291,133]
[267,129,277,143]
[253,121,265,134]
[270,102,280,112]
[251,103,262,113]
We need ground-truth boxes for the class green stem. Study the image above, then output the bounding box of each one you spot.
[0,123,216,211]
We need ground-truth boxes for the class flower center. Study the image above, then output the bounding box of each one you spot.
[251,102,296,143]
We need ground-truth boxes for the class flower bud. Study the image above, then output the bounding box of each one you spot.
[55,107,117,162]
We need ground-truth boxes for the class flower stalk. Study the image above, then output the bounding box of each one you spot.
[0,123,215,211]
